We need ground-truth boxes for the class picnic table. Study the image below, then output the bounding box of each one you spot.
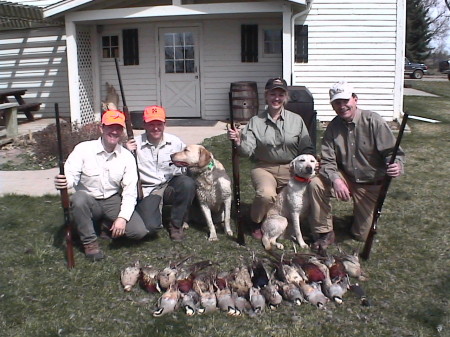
[0,88,41,121]
[0,102,19,145]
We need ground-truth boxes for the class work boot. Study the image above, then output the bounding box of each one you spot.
[311,231,335,251]
[83,240,105,261]
[169,226,185,242]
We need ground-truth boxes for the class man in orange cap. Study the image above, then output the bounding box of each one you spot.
[126,106,195,241]
[54,110,149,260]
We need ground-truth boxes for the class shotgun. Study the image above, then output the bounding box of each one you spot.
[114,58,144,201]
[229,91,245,245]
[55,103,75,269]
[360,112,409,260]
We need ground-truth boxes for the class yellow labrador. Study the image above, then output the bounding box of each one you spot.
[261,154,317,250]
[171,145,232,241]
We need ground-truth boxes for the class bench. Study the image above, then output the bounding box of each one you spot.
[0,89,41,121]
[17,102,41,121]
[0,102,19,145]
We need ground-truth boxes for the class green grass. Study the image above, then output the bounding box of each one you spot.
[1,81,449,336]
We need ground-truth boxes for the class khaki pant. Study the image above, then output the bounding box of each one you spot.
[250,162,290,223]
[308,174,381,241]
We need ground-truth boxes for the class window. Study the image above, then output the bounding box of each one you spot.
[263,28,282,55]
[164,32,195,73]
[123,29,139,66]
[241,24,258,62]
[294,25,308,63]
[102,35,119,59]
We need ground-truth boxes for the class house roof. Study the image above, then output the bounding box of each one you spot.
[0,0,308,30]
[0,0,62,30]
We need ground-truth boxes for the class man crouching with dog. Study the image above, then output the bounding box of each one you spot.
[125,106,196,242]
[308,81,405,251]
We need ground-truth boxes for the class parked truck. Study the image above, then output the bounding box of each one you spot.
[438,60,450,80]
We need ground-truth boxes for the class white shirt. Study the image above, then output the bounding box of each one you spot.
[133,132,185,197]
[64,138,138,221]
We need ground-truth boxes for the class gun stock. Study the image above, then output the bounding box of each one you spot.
[115,58,144,201]
[229,91,245,245]
[360,112,409,260]
[55,103,75,269]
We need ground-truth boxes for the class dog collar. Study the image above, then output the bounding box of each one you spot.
[207,160,215,170]
[294,175,311,183]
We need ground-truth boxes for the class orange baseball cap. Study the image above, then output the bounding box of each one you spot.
[101,110,125,128]
[143,105,166,123]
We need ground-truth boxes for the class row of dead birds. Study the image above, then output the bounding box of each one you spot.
[120,250,370,317]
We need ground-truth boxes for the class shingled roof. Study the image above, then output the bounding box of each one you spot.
[0,0,62,30]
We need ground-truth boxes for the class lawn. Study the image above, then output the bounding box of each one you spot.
[0,80,449,337]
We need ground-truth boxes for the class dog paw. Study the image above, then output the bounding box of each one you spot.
[208,235,219,242]
[225,230,233,236]
[275,243,284,250]
[182,222,190,229]
[298,241,309,249]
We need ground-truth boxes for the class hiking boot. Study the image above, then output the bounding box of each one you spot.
[169,226,185,242]
[311,231,335,251]
[83,240,105,261]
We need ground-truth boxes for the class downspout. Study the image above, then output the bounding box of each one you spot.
[286,0,313,86]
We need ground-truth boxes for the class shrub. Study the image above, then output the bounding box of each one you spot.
[32,121,103,167]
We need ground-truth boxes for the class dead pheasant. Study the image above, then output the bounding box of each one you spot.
[298,281,329,309]
[158,255,192,291]
[230,266,253,297]
[249,286,266,314]
[120,261,141,292]
[277,281,304,305]
[153,284,180,317]
[180,290,201,316]
[139,264,161,293]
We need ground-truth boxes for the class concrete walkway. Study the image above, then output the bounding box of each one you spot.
[0,120,228,196]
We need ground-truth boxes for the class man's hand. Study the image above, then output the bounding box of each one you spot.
[125,138,137,151]
[110,217,127,238]
[227,125,241,146]
[386,162,403,178]
[54,174,68,190]
[333,178,351,201]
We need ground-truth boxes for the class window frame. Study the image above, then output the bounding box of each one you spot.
[260,25,282,58]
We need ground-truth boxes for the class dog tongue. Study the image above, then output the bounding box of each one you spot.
[171,161,189,167]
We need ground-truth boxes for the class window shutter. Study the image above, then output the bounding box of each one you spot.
[241,24,258,62]
[294,25,308,63]
[123,29,139,66]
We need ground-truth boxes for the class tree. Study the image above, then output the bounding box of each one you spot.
[406,0,433,62]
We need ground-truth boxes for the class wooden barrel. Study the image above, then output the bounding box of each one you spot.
[230,81,259,121]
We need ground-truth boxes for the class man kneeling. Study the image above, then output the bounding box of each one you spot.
[54,110,148,261]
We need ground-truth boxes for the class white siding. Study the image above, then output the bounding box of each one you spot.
[98,17,283,120]
[0,27,70,118]
[292,0,404,121]
[201,17,283,119]
[98,23,159,114]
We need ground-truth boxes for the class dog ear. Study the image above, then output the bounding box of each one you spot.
[198,147,212,167]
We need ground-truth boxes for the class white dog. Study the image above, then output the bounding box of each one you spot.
[170,145,233,241]
[261,154,317,250]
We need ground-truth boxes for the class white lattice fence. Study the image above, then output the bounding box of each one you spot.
[77,29,95,125]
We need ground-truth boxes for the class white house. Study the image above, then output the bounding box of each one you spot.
[0,0,406,124]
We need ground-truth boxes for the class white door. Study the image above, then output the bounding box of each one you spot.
[159,27,201,118]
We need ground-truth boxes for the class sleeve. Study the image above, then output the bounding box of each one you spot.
[63,143,84,189]
[237,121,257,157]
[373,115,406,167]
[118,153,138,221]
[319,127,341,184]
